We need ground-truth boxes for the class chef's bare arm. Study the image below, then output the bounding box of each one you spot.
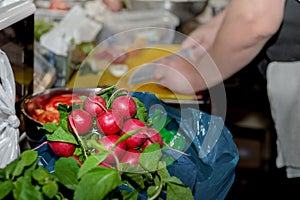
[154,0,285,95]
[203,0,285,89]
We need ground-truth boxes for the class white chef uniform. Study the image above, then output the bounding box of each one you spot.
[267,61,300,178]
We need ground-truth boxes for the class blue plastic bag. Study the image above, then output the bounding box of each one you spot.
[131,92,239,200]
[36,91,239,200]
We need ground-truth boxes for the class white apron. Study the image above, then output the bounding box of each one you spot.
[267,61,300,178]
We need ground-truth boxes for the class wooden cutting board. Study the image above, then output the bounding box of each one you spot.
[68,45,197,100]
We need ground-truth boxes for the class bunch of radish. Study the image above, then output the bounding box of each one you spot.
[37,87,168,168]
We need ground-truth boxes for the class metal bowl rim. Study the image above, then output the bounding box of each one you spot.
[20,87,103,125]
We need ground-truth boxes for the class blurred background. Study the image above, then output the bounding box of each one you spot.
[1,0,296,199]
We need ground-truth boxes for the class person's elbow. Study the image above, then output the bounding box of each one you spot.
[243,11,283,41]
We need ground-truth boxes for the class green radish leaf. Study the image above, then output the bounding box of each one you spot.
[0,168,4,179]
[20,150,38,167]
[42,181,59,199]
[74,167,121,200]
[57,104,71,121]
[120,187,139,200]
[11,150,38,178]
[133,97,148,123]
[0,180,13,199]
[39,122,58,132]
[3,159,18,179]
[57,104,73,132]
[13,176,43,200]
[139,143,162,172]
[23,161,38,178]
[147,185,160,199]
[78,152,110,179]
[12,160,25,178]
[32,166,52,185]
[59,118,69,133]
[164,176,194,200]
[121,166,147,190]
[54,157,80,190]
[46,126,78,145]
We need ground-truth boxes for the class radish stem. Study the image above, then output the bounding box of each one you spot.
[111,151,120,171]
[96,85,116,96]
[107,87,130,105]
[148,172,163,200]
[163,142,190,156]
[32,141,48,151]
[69,117,88,159]
[87,97,108,114]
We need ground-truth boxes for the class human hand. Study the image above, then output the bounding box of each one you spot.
[102,0,123,12]
[153,48,207,95]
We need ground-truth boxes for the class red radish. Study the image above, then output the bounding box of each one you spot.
[99,162,113,168]
[141,139,153,151]
[83,95,106,117]
[111,95,137,119]
[120,119,147,148]
[98,135,127,164]
[68,109,93,136]
[145,128,163,148]
[70,155,83,166]
[48,141,76,157]
[120,149,141,165]
[96,110,124,135]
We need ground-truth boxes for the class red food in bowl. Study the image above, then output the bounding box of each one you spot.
[28,93,83,124]
[21,88,102,144]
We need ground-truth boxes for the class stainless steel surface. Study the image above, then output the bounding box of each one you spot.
[124,0,208,25]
